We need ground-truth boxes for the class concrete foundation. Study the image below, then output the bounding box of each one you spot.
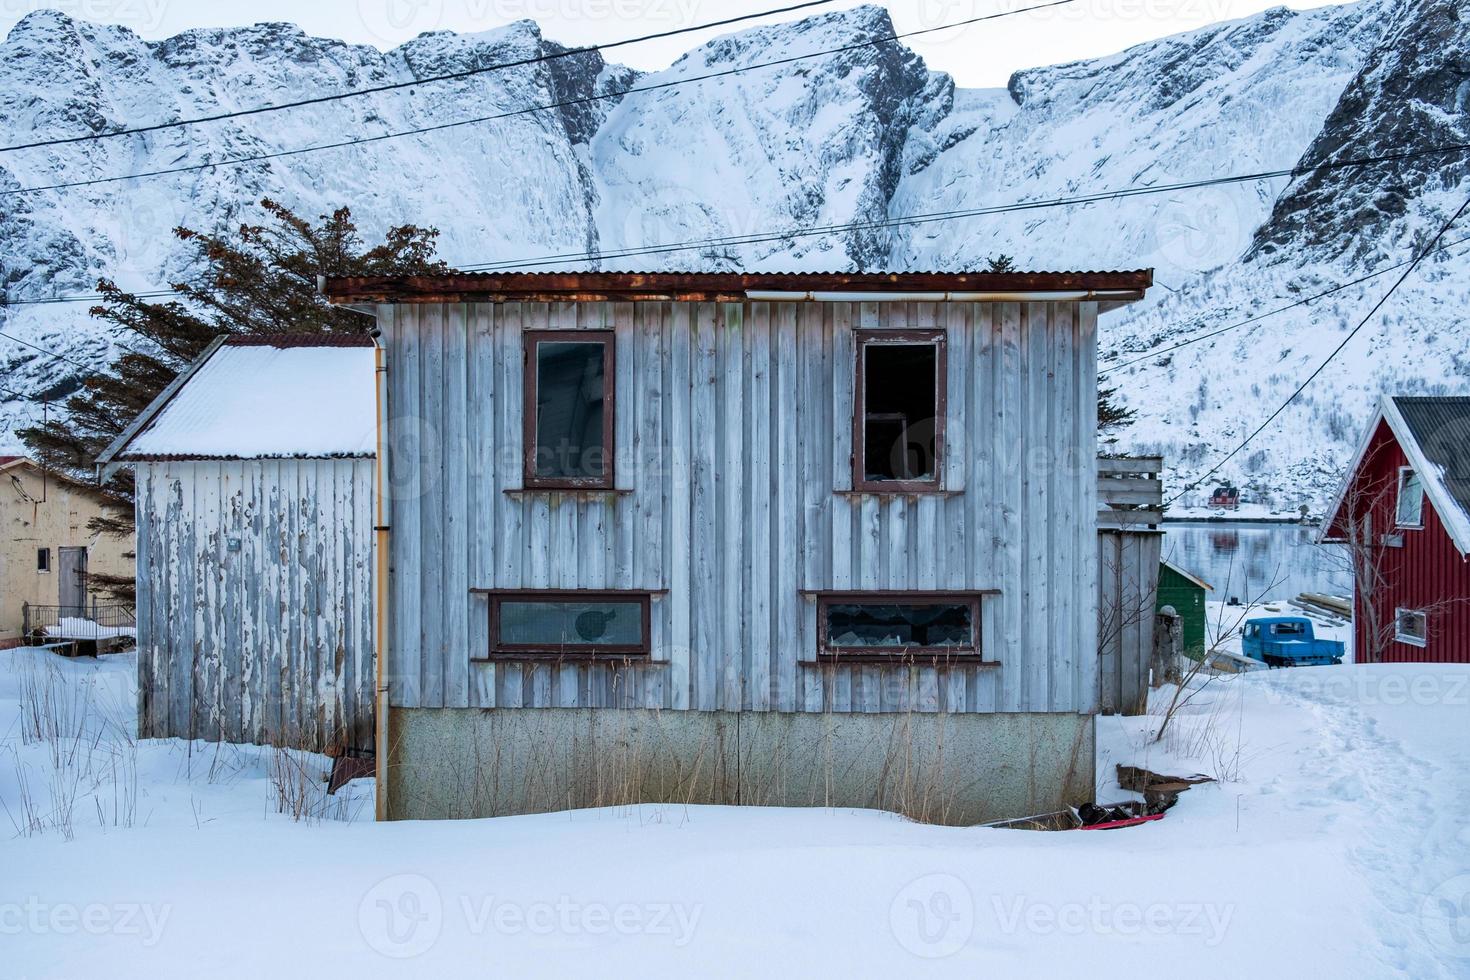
[386,707,1095,826]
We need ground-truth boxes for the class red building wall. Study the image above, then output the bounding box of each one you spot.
[1332,420,1470,663]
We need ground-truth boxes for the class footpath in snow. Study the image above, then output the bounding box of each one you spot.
[3,645,1469,978]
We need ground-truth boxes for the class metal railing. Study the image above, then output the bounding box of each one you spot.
[20,601,137,645]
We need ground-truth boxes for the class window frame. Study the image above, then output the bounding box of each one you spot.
[814,590,992,664]
[1394,607,1427,648]
[852,329,947,494]
[36,547,50,573]
[477,589,652,660]
[1395,466,1424,529]
[522,329,617,491]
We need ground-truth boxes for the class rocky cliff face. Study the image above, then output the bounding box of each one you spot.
[1,1,1464,510]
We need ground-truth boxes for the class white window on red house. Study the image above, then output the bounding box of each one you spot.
[1396,467,1424,527]
[1394,608,1427,647]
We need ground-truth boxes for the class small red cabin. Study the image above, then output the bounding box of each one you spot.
[1208,485,1240,510]
[1321,396,1470,663]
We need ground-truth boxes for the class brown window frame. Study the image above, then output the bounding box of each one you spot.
[522,329,616,490]
[475,589,652,661]
[814,590,993,665]
[852,329,947,493]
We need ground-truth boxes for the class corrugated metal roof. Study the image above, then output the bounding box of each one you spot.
[118,343,376,460]
[1393,396,1470,529]
[323,269,1153,304]
[223,333,374,348]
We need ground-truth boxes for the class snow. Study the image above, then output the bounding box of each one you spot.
[122,343,376,459]
[6,626,1470,977]
[46,617,136,640]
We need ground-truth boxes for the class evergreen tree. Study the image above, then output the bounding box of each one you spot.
[18,199,446,602]
[985,254,1015,273]
[1097,382,1137,432]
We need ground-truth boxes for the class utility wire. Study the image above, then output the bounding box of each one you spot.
[6,141,1469,304]
[458,141,1470,270]
[0,326,96,372]
[1166,193,1470,507]
[0,0,1079,198]
[1099,232,1470,376]
[2,289,176,307]
[0,0,845,153]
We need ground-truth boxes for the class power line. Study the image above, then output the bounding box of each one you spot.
[1,289,176,307]
[1099,232,1470,376]
[0,326,97,372]
[0,0,845,153]
[457,141,1470,270]
[1166,192,1470,506]
[5,140,1468,305]
[0,0,1079,198]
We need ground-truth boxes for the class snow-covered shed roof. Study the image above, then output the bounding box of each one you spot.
[100,335,376,466]
[1160,559,1212,592]
[1320,395,1470,557]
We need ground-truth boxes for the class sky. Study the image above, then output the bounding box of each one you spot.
[0,0,1338,87]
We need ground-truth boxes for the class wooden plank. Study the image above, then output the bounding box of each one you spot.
[748,302,772,711]
[422,306,450,709]
[668,302,693,710]
[774,302,800,713]
[1024,302,1051,712]
[690,302,720,711]
[393,306,423,708]
[997,302,1023,713]
[1097,456,1164,475]
[444,303,471,709]
[720,303,745,712]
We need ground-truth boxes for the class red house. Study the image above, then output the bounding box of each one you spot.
[1321,396,1470,663]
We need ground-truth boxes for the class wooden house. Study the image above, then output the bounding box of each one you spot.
[0,456,134,648]
[325,270,1152,824]
[97,335,377,752]
[1321,396,1470,664]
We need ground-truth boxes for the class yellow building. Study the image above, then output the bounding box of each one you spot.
[0,456,134,647]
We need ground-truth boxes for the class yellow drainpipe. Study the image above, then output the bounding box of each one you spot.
[372,332,392,821]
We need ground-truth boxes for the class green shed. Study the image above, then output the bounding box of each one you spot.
[1157,559,1212,656]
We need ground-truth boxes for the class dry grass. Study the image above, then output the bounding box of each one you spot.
[3,655,138,840]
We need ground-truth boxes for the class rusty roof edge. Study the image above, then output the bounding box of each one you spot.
[322,269,1155,302]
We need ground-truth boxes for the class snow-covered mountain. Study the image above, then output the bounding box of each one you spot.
[1,0,1465,511]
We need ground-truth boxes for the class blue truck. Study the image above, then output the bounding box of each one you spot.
[1241,616,1345,667]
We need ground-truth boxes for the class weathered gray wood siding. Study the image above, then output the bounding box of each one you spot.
[383,299,1098,715]
[134,459,375,751]
[1096,529,1164,715]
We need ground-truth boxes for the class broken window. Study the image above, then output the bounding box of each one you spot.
[1395,608,1427,647]
[1271,622,1306,636]
[817,593,982,659]
[484,591,650,658]
[854,331,945,491]
[36,548,50,572]
[524,330,614,488]
[1396,467,1424,527]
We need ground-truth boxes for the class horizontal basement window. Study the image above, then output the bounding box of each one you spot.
[814,591,993,664]
[475,590,651,660]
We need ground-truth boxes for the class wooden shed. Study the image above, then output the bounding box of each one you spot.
[324,269,1152,824]
[1156,559,1211,658]
[98,335,377,753]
